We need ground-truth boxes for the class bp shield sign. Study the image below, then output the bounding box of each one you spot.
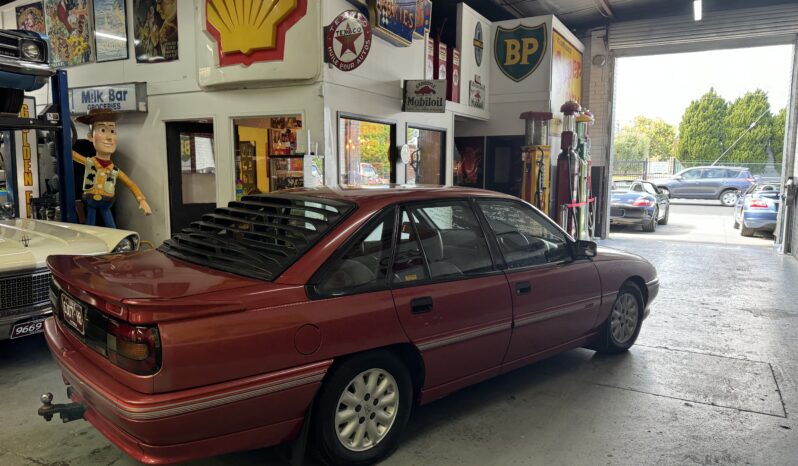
[494,23,547,82]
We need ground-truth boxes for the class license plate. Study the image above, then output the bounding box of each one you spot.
[10,319,46,339]
[61,294,86,335]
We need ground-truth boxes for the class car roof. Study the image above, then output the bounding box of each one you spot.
[269,185,517,209]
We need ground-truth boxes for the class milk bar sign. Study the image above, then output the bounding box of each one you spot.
[69,82,148,115]
[403,80,446,113]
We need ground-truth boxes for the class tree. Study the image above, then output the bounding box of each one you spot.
[771,107,787,163]
[677,88,727,162]
[631,116,676,160]
[722,89,772,164]
[614,127,650,162]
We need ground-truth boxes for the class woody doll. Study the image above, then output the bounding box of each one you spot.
[72,109,151,228]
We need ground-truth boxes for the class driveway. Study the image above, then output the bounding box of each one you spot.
[610,199,775,246]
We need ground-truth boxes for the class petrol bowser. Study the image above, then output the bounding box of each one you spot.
[519,111,552,215]
[555,101,581,234]
[575,110,594,239]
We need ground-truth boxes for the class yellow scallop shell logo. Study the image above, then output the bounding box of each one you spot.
[206,0,306,66]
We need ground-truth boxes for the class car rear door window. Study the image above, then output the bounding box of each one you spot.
[477,199,571,268]
[702,168,728,179]
[316,211,395,296]
[408,202,494,278]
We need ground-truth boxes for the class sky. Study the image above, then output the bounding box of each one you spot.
[614,44,794,130]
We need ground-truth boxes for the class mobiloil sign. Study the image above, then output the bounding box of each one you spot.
[403,80,446,113]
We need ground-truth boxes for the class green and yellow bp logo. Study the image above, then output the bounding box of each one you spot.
[494,23,547,82]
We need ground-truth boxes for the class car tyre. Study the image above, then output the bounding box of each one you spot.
[313,350,413,466]
[720,189,739,207]
[733,220,740,229]
[595,282,645,354]
[0,88,24,114]
[740,225,756,237]
[657,206,669,225]
[642,208,658,232]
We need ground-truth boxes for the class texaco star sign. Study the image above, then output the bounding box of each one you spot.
[325,10,372,72]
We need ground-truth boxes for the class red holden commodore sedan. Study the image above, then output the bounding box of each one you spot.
[39,186,658,465]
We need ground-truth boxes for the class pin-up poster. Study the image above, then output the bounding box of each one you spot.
[551,31,582,111]
[44,0,95,67]
[133,0,178,63]
[16,2,46,34]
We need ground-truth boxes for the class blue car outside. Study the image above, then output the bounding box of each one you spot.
[733,182,780,237]
[610,180,670,233]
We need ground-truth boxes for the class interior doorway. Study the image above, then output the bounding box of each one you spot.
[165,121,216,235]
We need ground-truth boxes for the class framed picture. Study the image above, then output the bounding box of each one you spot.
[16,2,46,34]
[44,0,96,67]
[133,0,178,63]
[93,0,129,62]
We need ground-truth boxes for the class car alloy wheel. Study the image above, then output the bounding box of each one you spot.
[610,292,639,345]
[335,369,399,452]
[595,283,644,354]
[720,190,739,207]
[314,350,413,465]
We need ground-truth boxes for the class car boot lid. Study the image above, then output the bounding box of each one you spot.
[48,249,279,324]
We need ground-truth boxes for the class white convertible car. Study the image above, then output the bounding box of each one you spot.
[0,207,138,340]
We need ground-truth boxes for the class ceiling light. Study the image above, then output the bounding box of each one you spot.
[693,0,702,21]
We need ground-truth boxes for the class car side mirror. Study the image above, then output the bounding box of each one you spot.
[573,240,597,259]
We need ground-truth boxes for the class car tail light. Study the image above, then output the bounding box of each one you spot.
[633,198,655,207]
[746,178,755,182]
[106,319,161,375]
[748,199,768,209]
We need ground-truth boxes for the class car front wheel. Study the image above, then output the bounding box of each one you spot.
[642,208,658,232]
[596,282,644,354]
[720,189,739,207]
[314,351,413,465]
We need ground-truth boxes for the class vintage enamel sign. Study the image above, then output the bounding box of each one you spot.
[414,0,432,39]
[403,80,447,113]
[474,21,484,67]
[494,23,547,82]
[325,10,372,72]
[469,80,485,109]
[69,83,148,114]
[370,0,416,46]
[205,0,308,67]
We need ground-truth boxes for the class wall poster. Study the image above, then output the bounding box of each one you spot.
[16,2,46,34]
[551,31,582,110]
[454,137,484,188]
[44,0,95,67]
[133,0,178,63]
[93,0,129,62]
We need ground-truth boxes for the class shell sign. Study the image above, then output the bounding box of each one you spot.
[206,0,308,67]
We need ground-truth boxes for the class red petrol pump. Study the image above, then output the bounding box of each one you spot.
[556,101,581,234]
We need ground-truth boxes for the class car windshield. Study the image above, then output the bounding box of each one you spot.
[159,194,355,281]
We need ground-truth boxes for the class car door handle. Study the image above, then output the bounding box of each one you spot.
[410,297,433,314]
[515,281,531,295]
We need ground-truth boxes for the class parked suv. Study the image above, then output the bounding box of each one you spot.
[654,166,754,206]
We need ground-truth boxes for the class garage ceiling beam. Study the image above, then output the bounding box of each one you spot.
[594,0,615,19]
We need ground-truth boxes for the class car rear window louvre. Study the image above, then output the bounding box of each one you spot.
[159,194,355,281]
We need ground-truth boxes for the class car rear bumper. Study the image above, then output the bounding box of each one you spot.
[0,59,53,91]
[742,214,777,232]
[43,318,330,465]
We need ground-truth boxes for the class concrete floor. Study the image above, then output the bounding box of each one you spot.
[611,200,776,247]
[1,236,797,465]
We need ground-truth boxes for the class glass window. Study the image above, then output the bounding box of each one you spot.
[340,118,393,185]
[393,209,429,283]
[478,200,571,268]
[233,116,307,198]
[406,127,445,185]
[643,183,658,195]
[631,183,644,192]
[681,169,702,180]
[411,202,493,277]
[317,211,395,295]
[702,168,728,179]
[179,132,216,204]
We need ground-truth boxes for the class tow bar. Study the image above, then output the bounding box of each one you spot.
[37,389,85,423]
